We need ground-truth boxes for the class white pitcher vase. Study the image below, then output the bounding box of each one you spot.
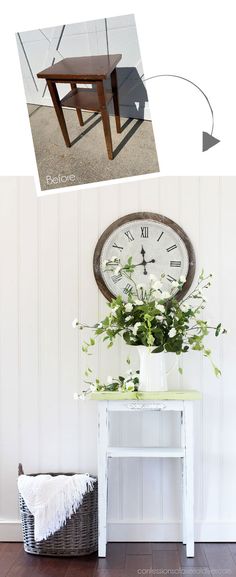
[137,346,176,392]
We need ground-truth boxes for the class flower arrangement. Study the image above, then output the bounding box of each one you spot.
[73,257,226,381]
[74,359,140,400]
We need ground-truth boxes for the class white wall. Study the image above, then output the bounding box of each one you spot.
[16,14,151,120]
[0,176,235,541]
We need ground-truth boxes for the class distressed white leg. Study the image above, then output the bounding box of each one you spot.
[98,401,109,557]
[181,410,187,545]
[184,401,194,557]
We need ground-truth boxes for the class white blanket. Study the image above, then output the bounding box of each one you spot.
[18,473,95,542]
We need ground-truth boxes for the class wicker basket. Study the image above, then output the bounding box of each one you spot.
[18,463,98,556]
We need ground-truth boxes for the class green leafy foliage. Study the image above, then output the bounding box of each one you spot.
[77,360,140,399]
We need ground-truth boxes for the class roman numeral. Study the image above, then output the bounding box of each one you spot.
[124,230,134,241]
[157,231,164,242]
[111,273,122,284]
[141,226,149,238]
[166,244,177,252]
[112,243,124,252]
[170,260,181,267]
[166,274,177,283]
[123,283,133,294]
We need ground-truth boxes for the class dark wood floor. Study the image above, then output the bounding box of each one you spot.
[1,542,236,577]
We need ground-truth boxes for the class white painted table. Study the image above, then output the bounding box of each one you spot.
[90,390,201,558]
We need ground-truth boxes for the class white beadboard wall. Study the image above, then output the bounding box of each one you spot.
[0,175,235,542]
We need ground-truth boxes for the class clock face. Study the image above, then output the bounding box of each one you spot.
[93,213,195,301]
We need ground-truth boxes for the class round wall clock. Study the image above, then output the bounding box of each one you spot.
[93,212,196,301]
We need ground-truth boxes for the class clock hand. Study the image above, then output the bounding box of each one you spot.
[136,246,155,275]
[133,258,156,268]
[140,245,147,274]
[142,259,156,275]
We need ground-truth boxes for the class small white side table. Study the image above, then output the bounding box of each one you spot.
[90,390,201,558]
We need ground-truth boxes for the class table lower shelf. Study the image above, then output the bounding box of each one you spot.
[107,447,185,458]
[60,87,113,111]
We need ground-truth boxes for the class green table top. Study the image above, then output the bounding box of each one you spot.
[89,390,201,401]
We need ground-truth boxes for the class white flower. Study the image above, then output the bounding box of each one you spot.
[133,299,143,305]
[74,392,85,400]
[149,274,157,283]
[125,315,132,322]
[72,318,79,328]
[125,302,133,312]
[114,265,121,275]
[153,280,162,290]
[125,381,133,390]
[162,291,171,300]
[107,375,113,384]
[155,303,165,313]
[168,327,177,338]
[181,303,191,312]
[97,322,103,328]
[132,322,141,335]
[156,314,165,322]
[171,281,179,288]
[110,305,118,316]
[180,275,186,283]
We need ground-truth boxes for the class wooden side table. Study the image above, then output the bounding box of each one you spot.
[89,390,201,558]
[37,54,122,160]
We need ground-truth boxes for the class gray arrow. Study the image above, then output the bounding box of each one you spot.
[202,132,220,151]
[141,74,220,152]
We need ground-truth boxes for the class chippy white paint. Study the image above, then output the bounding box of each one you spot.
[97,397,195,556]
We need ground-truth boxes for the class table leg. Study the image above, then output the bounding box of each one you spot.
[97,81,113,160]
[181,411,187,545]
[47,80,71,147]
[70,83,84,126]
[184,401,194,557]
[98,401,109,557]
[111,68,121,133]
